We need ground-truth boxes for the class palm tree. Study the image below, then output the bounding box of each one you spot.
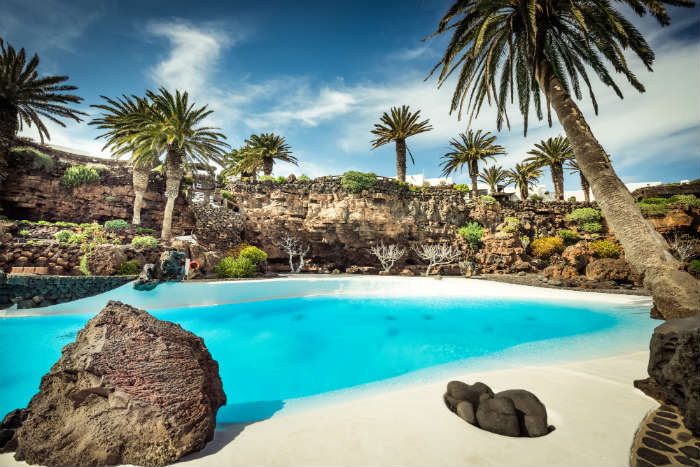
[0,39,85,200]
[90,94,159,225]
[524,136,574,201]
[566,159,591,203]
[220,146,262,182]
[370,105,432,182]
[440,130,505,199]
[244,133,296,176]
[507,163,543,201]
[478,165,509,194]
[426,0,699,317]
[128,89,229,240]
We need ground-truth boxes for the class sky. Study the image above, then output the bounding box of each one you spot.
[2,0,699,190]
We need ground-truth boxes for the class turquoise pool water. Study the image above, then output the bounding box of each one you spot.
[0,294,654,423]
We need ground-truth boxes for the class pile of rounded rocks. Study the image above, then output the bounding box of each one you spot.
[444,380,553,437]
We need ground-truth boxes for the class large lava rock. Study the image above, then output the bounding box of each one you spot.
[443,381,551,437]
[85,245,127,276]
[5,300,226,466]
[634,315,700,436]
[585,258,631,282]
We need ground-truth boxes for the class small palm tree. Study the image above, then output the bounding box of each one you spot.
[426,0,699,316]
[524,136,574,201]
[566,159,591,203]
[506,163,543,201]
[220,146,263,181]
[244,133,296,176]
[0,39,85,198]
[90,94,159,225]
[128,88,230,240]
[478,165,509,194]
[440,130,505,200]
[370,105,432,182]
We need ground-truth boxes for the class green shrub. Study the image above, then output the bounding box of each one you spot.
[20,220,33,224]
[239,246,267,264]
[275,176,287,184]
[79,254,90,276]
[479,195,497,204]
[220,190,235,202]
[36,220,52,225]
[61,165,100,188]
[457,222,485,249]
[341,171,377,193]
[298,174,311,182]
[521,235,531,251]
[55,230,72,243]
[566,207,601,224]
[105,195,115,202]
[135,226,156,234]
[12,146,55,170]
[581,221,602,233]
[568,196,577,202]
[54,221,78,227]
[638,202,668,216]
[214,256,256,278]
[558,229,579,245]
[529,193,544,201]
[639,197,668,205]
[668,194,700,208]
[591,240,622,258]
[131,235,158,249]
[116,259,141,275]
[258,175,278,183]
[689,259,700,272]
[104,219,129,231]
[67,232,88,244]
[590,233,601,239]
[501,217,519,233]
[19,229,29,236]
[454,184,470,192]
[531,236,565,258]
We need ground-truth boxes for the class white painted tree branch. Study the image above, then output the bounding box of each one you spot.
[369,243,406,273]
[412,243,462,276]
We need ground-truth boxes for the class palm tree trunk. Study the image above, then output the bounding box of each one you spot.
[537,62,699,318]
[395,139,407,182]
[550,163,564,200]
[469,161,479,200]
[580,172,591,203]
[161,149,184,241]
[520,186,528,201]
[131,165,150,225]
[263,156,273,176]
[0,107,17,211]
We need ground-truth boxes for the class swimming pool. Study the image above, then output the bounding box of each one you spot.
[0,277,655,423]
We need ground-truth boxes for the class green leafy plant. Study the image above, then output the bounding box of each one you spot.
[341,171,377,193]
[479,195,497,204]
[61,165,100,188]
[501,216,520,233]
[689,259,700,273]
[19,220,33,224]
[638,202,668,216]
[566,207,601,224]
[105,195,115,202]
[454,184,470,192]
[581,221,602,234]
[558,229,579,245]
[239,246,268,264]
[568,196,577,202]
[131,235,158,249]
[214,256,256,278]
[520,235,531,251]
[669,194,700,208]
[55,230,72,243]
[220,190,235,202]
[457,222,485,249]
[19,229,29,236]
[529,193,544,201]
[531,236,565,258]
[275,176,287,184]
[11,146,55,170]
[54,221,78,227]
[135,226,156,234]
[36,220,52,225]
[591,240,622,258]
[67,231,88,244]
[79,254,90,276]
[638,197,667,205]
[104,219,129,231]
[298,174,311,182]
[116,259,141,275]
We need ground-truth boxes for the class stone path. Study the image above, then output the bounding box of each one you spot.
[631,405,700,467]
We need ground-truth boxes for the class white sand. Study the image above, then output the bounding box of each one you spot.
[0,351,655,466]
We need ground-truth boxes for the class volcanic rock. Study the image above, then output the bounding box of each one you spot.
[8,300,226,466]
[85,245,127,276]
[476,397,521,437]
[585,258,632,282]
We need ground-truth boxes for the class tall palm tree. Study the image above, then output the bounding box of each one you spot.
[566,159,592,203]
[0,39,85,201]
[370,105,432,182]
[524,136,573,201]
[220,146,262,181]
[128,89,229,240]
[507,163,543,201]
[90,94,159,225]
[478,165,509,194]
[426,0,699,317]
[244,133,296,176]
[440,130,505,199]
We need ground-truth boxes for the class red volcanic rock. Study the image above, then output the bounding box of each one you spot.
[9,301,226,466]
[585,258,632,282]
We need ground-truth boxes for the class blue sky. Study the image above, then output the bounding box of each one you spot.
[2,0,699,190]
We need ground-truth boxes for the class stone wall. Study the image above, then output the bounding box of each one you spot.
[631,180,700,200]
[0,274,134,309]
[0,144,194,232]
